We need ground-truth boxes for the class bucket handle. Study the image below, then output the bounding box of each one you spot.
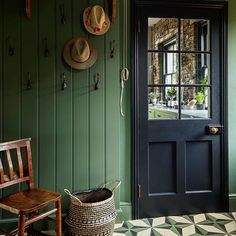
[64,189,83,205]
[100,180,121,193]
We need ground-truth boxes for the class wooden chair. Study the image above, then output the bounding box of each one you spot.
[0,138,62,236]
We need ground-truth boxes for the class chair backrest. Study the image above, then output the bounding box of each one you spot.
[0,138,34,190]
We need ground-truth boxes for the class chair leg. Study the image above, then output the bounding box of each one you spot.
[56,198,62,236]
[18,214,25,236]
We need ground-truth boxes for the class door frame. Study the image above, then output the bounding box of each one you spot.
[131,0,228,219]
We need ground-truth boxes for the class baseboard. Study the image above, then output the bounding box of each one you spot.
[120,202,132,221]
[229,194,236,211]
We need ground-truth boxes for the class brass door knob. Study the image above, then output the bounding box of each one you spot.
[209,127,218,135]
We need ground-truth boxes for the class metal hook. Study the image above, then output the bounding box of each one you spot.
[110,40,116,58]
[59,4,66,25]
[94,73,100,90]
[61,72,67,90]
[43,38,49,57]
[7,37,15,56]
[26,72,32,90]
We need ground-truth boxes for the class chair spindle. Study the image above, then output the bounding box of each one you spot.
[6,149,14,181]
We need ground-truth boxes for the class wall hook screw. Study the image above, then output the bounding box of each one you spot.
[7,37,15,56]
[26,72,32,90]
[61,72,67,90]
[110,40,116,58]
[43,38,50,57]
[94,73,100,90]
[60,4,66,25]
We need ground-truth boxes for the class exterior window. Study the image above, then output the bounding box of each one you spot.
[162,39,177,99]
[148,18,211,120]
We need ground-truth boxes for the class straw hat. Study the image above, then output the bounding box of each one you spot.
[188,99,197,106]
[83,5,110,35]
[63,37,97,70]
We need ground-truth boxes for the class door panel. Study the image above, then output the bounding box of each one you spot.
[136,4,227,218]
[149,142,177,194]
[186,141,213,192]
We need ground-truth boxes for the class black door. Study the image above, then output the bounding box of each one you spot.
[134,2,228,218]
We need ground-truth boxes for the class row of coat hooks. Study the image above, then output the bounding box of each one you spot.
[7,37,50,57]
[61,72,101,91]
[24,0,117,23]
[7,36,116,59]
[24,72,101,91]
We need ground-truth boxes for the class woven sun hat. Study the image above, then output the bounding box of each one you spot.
[63,37,97,70]
[83,5,110,35]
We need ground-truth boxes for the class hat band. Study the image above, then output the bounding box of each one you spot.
[72,55,88,63]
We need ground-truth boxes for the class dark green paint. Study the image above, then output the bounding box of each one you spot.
[38,0,56,192]
[228,0,236,211]
[2,0,22,218]
[55,0,73,211]
[89,0,106,189]
[0,0,3,219]
[72,0,90,192]
[21,0,39,188]
[0,0,127,224]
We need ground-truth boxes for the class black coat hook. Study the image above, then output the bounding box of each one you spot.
[94,73,100,90]
[26,72,32,90]
[110,40,116,58]
[7,37,15,56]
[59,4,66,25]
[61,72,67,90]
[42,38,50,57]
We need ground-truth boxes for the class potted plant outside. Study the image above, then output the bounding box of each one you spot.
[148,92,157,104]
[195,92,205,110]
[167,87,177,107]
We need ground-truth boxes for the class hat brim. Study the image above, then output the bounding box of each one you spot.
[83,7,110,36]
[63,37,97,70]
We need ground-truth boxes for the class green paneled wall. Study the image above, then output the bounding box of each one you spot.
[0,0,131,224]
[228,0,236,210]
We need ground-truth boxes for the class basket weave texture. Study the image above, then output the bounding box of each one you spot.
[65,188,117,236]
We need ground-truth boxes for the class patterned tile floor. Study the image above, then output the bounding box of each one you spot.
[114,212,236,236]
[1,212,236,235]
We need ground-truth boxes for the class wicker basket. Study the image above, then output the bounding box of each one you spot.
[64,180,121,236]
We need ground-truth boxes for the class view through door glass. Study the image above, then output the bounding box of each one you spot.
[148,18,211,120]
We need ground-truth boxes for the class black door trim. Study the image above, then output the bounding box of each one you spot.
[131,0,228,219]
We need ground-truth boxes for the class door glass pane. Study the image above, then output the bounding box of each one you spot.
[181,19,210,52]
[181,53,210,85]
[148,87,179,120]
[148,52,179,85]
[181,87,210,119]
[147,18,212,120]
[148,18,179,50]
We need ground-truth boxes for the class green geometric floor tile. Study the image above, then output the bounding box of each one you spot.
[152,227,180,236]
[224,221,236,234]
[114,212,236,236]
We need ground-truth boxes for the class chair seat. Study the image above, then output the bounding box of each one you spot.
[0,188,61,214]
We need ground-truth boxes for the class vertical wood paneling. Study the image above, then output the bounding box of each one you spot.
[89,0,106,188]
[72,0,90,192]
[2,0,21,217]
[38,0,56,190]
[55,0,73,208]
[3,0,21,141]
[0,0,3,218]
[0,0,3,141]
[0,0,2,136]
[120,0,131,205]
[105,2,121,206]
[0,0,125,223]
[21,0,39,187]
